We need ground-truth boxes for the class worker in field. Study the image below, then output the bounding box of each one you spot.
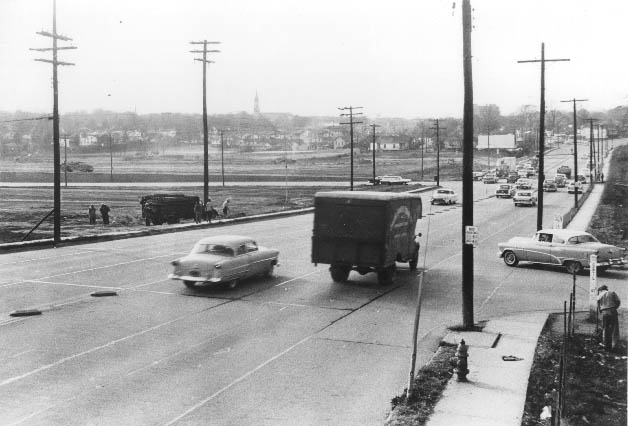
[597,285,621,352]
[88,204,97,225]
[100,204,110,225]
[222,198,231,217]
[194,200,204,224]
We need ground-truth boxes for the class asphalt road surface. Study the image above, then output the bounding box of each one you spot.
[1,146,625,426]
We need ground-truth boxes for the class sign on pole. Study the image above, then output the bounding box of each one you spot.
[589,254,598,318]
[465,226,479,248]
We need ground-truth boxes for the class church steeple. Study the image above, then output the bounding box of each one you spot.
[254,91,260,114]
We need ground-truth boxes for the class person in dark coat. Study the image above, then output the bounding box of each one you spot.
[100,204,110,225]
[194,200,204,224]
[222,198,231,217]
[88,204,97,225]
[597,285,621,352]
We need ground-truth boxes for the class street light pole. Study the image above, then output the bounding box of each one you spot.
[370,124,380,183]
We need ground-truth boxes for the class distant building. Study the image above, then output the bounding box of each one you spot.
[79,133,98,146]
[476,134,516,150]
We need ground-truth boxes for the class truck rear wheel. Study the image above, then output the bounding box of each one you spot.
[377,264,396,286]
[330,265,350,283]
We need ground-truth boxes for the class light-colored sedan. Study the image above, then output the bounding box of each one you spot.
[498,229,627,273]
[430,188,458,205]
[169,235,279,289]
[378,175,411,185]
[513,190,537,207]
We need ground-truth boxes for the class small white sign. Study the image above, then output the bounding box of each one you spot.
[589,254,598,317]
[465,226,479,248]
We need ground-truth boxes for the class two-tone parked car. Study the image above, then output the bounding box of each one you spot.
[495,184,514,198]
[498,229,627,273]
[169,235,279,289]
[378,175,411,185]
[567,180,583,194]
[513,190,537,207]
[430,188,458,205]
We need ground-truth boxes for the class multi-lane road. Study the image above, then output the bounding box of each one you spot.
[1,146,626,425]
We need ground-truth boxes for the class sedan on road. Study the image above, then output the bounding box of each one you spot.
[430,188,458,205]
[378,175,411,185]
[498,229,627,273]
[169,235,279,289]
[513,190,537,207]
[567,180,583,194]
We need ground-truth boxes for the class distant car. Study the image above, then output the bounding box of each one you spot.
[567,180,583,194]
[576,174,587,184]
[515,178,533,189]
[543,179,557,192]
[482,174,498,184]
[378,175,411,185]
[61,161,94,172]
[430,188,458,205]
[506,172,519,183]
[557,165,572,179]
[169,235,279,289]
[525,167,536,178]
[498,229,627,273]
[554,173,567,187]
[472,171,485,181]
[368,176,382,185]
[495,184,514,198]
[513,190,537,207]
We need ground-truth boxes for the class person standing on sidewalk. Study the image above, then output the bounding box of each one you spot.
[88,204,97,225]
[597,285,621,352]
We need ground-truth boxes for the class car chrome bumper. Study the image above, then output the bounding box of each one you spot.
[168,273,220,283]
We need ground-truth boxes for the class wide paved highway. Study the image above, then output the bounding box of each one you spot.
[1,146,625,426]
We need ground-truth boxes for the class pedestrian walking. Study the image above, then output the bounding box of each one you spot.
[99,204,111,225]
[204,199,216,223]
[194,200,204,224]
[597,285,621,352]
[601,172,604,182]
[88,204,97,225]
[222,198,231,217]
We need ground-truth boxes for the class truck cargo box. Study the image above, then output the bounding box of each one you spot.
[312,191,422,285]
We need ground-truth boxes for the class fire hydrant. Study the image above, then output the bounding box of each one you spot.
[454,339,469,382]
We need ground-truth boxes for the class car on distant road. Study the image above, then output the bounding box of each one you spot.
[495,184,514,198]
[506,172,519,183]
[472,171,485,181]
[542,179,557,192]
[515,178,533,189]
[482,174,498,184]
[557,165,572,179]
[567,180,583,194]
[61,161,94,172]
[513,190,537,207]
[430,188,458,205]
[498,229,627,273]
[169,235,279,289]
[554,173,567,187]
[378,175,411,185]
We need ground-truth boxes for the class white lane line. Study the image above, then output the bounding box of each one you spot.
[0,251,92,266]
[30,280,125,290]
[0,349,35,362]
[273,270,320,287]
[165,334,314,426]
[0,315,189,388]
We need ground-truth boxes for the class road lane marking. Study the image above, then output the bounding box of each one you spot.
[164,334,314,426]
[30,280,125,290]
[274,270,320,287]
[0,314,192,388]
[0,250,92,266]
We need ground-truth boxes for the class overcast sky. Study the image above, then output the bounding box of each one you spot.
[1,0,627,119]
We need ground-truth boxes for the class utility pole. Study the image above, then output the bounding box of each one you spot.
[190,40,220,207]
[596,124,601,174]
[461,0,475,330]
[586,118,599,181]
[62,133,68,187]
[31,0,76,246]
[339,106,363,190]
[220,130,225,187]
[518,43,569,231]
[369,124,380,183]
[560,98,587,207]
[431,119,445,186]
[108,131,113,182]
[420,124,425,181]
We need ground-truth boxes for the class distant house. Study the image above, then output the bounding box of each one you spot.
[378,136,407,151]
[79,133,98,146]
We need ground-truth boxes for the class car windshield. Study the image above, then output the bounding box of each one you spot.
[567,234,600,244]
[499,185,509,189]
[192,243,235,256]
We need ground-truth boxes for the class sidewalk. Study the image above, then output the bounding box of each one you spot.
[421,152,615,426]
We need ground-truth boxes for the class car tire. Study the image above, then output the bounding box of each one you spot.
[503,250,519,267]
[330,265,350,283]
[264,263,274,277]
[183,280,195,289]
[564,261,582,275]
[377,264,396,286]
[409,248,419,270]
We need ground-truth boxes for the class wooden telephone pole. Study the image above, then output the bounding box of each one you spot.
[339,106,363,190]
[560,98,587,207]
[190,40,220,207]
[31,0,76,245]
[369,124,380,183]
